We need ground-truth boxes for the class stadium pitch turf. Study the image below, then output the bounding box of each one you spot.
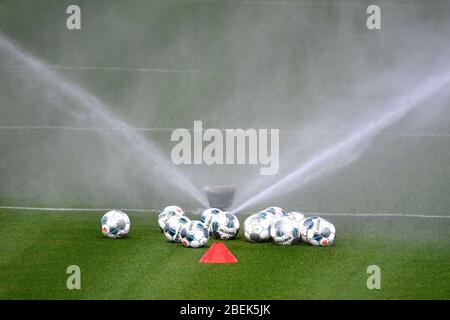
[1,209,449,299]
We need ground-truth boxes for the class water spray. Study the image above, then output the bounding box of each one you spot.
[232,75,450,213]
[0,32,208,207]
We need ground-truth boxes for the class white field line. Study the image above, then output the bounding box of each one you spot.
[0,64,208,74]
[49,65,208,74]
[0,126,449,137]
[151,0,450,8]
[0,206,158,213]
[306,212,450,219]
[0,126,176,132]
[0,206,449,219]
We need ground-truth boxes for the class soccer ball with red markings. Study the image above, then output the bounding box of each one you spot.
[101,210,131,239]
[180,221,209,248]
[302,216,336,246]
[158,205,184,230]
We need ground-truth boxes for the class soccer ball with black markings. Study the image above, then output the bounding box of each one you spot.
[163,215,191,242]
[200,208,222,231]
[286,211,305,231]
[210,212,240,240]
[264,206,287,218]
[180,220,209,248]
[304,217,336,247]
[244,214,271,242]
[270,216,300,245]
[101,210,131,239]
[299,216,320,243]
[286,211,305,222]
[158,205,184,230]
[256,210,277,226]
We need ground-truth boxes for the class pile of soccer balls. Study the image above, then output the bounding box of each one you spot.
[158,206,240,248]
[244,207,336,247]
[100,206,336,248]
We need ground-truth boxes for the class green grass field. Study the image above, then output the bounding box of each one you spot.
[1,0,450,300]
[1,209,449,299]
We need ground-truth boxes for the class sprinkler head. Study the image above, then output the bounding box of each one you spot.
[203,185,236,210]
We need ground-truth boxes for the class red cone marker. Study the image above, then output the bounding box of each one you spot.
[199,242,238,264]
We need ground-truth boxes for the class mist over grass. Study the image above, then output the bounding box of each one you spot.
[0,1,449,213]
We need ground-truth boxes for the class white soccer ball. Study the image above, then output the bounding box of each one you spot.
[163,215,191,242]
[210,212,240,240]
[270,216,300,245]
[264,206,287,217]
[101,210,131,239]
[286,211,305,230]
[304,217,336,247]
[256,210,277,226]
[299,216,320,243]
[244,214,271,242]
[200,208,222,231]
[180,220,209,248]
[158,205,184,230]
[286,211,305,222]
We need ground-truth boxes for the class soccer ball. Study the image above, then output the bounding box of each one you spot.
[244,214,271,242]
[158,205,184,230]
[304,217,336,247]
[180,220,209,248]
[256,210,277,226]
[210,212,240,240]
[299,216,320,243]
[270,216,300,245]
[286,211,305,230]
[287,211,305,222]
[163,215,191,242]
[264,206,287,217]
[101,210,131,239]
[200,208,222,231]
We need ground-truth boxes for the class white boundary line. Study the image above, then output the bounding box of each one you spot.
[152,0,450,8]
[0,126,175,131]
[47,65,208,74]
[0,64,208,74]
[0,206,449,219]
[0,126,449,137]
[0,206,158,213]
[306,212,450,219]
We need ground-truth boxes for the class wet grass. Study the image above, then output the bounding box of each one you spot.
[1,209,449,299]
